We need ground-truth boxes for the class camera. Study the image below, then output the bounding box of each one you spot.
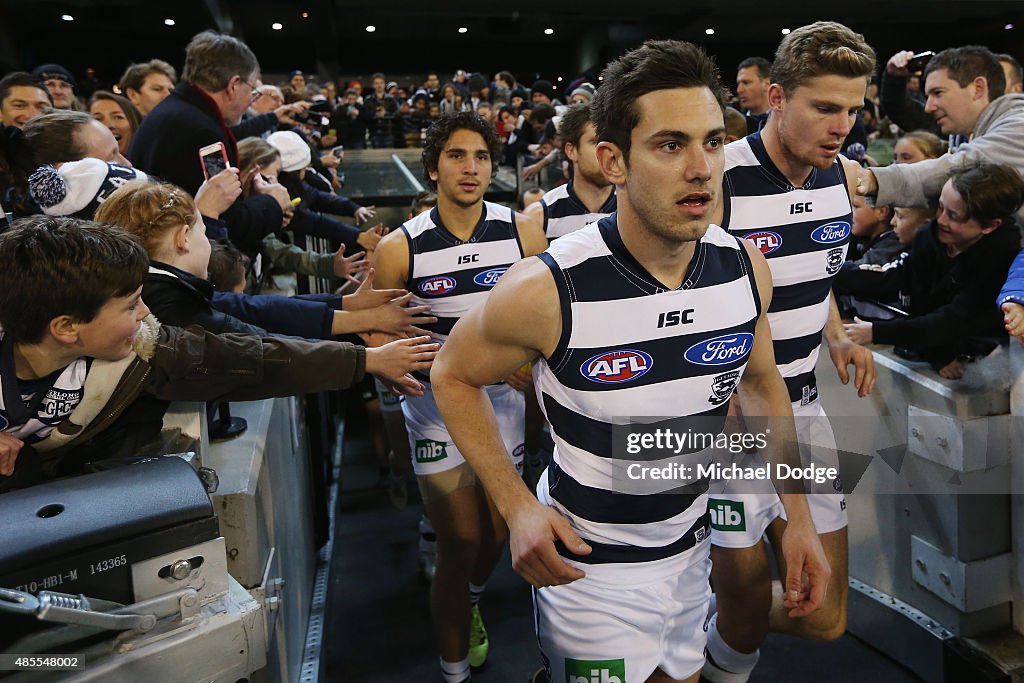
[907,51,934,74]
[295,100,333,128]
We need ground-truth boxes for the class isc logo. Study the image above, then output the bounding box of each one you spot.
[745,230,782,255]
[565,658,625,683]
[683,333,753,366]
[811,221,851,244]
[473,267,508,287]
[580,349,652,384]
[419,276,457,296]
[709,498,746,531]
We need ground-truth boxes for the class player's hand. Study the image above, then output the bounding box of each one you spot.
[1003,302,1024,346]
[508,499,591,588]
[365,335,438,388]
[830,331,876,397]
[371,291,436,337]
[886,50,915,77]
[354,205,377,225]
[333,244,370,283]
[0,432,24,477]
[505,365,534,392]
[357,224,389,252]
[194,168,242,218]
[779,518,830,618]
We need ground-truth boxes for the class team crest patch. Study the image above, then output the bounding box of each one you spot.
[38,387,84,425]
[708,371,741,406]
[825,247,844,275]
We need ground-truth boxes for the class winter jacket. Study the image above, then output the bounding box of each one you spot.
[997,248,1024,307]
[128,83,284,254]
[872,94,1024,227]
[860,219,1020,366]
[12,315,365,485]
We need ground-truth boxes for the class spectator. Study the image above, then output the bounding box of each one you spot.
[88,91,140,157]
[845,162,1024,378]
[29,158,147,220]
[567,82,595,105]
[118,59,177,116]
[332,88,371,149]
[493,70,516,105]
[289,70,307,92]
[0,215,435,489]
[736,56,772,133]
[998,53,1023,94]
[439,83,463,114]
[880,49,941,134]
[0,72,51,130]
[530,79,557,106]
[363,72,402,148]
[31,64,77,110]
[999,248,1024,344]
[232,83,310,140]
[207,242,249,293]
[476,101,494,123]
[861,46,1024,226]
[128,30,293,255]
[892,129,945,164]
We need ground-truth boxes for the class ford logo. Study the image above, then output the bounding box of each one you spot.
[473,267,508,287]
[419,275,457,296]
[684,333,754,366]
[580,349,653,384]
[745,230,782,255]
[810,221,851,245]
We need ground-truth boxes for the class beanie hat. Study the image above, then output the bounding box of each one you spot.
[467,74,488,92]
[267,131,312,172]
[29,159,147,218]
[570,82,596,102]
[32,63,76,89]
[510,86,529,102]
[530,79,553,97]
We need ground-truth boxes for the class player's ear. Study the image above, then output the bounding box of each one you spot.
[596,141,625,184]
[767,83,786,112]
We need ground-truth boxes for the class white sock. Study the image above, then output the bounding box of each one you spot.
[440,656,470,683]
[703,613,758,683]
[469,582,486,607]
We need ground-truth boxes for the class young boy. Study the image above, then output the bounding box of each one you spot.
[0,216,438,491]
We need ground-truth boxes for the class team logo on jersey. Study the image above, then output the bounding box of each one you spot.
[708,371,741,406]
[565,658,625,683]
[684,333,753,367]
[810,221,851,245]
[745,230,782,255]
[473,267,508,287]
[38,387,84,425]
[825,247,844,275]
[580,349,652,384]
[418,275,457,296]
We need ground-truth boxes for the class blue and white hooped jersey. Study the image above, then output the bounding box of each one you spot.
[722,132,853,406]
[402,201,524,380]
[0,331,90,444]
[539,181,616,240]
[534,217,761,582]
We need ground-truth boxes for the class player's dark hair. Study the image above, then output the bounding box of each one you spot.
[592,40,726,163]
[421,111,500,190]
[0,216,148,343]
[559,103,592,152]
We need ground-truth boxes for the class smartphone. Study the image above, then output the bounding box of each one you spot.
[907,51,935,74]
[331,145,345,159]
[199,142,229,180]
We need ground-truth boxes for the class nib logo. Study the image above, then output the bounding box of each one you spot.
[565,658,625,683]
[708,498,746,531]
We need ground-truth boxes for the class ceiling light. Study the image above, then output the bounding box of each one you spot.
[61,14,73,21]
[781,28,791,35]
[557,76,563,82]
[705,28,715,35]
[164,18,175,26]
[458,27,468,34]
[272,22,283,30]
[544,28,554,35]
[302,12,309,18]
[365,25,376,32]
[1006,23,1015,30]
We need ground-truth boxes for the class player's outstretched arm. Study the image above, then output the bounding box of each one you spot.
[431,257,591,587]
[735,240,830,618]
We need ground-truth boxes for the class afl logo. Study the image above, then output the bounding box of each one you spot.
[746,231,782,255]
[580,349,653,384]
[684,333,754,366]
[811,221,851,245]
[473,267,508,287]
[419,276,457,296]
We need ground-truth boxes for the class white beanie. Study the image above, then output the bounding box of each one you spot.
[29,159,148,218]
[267,131,312,172]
